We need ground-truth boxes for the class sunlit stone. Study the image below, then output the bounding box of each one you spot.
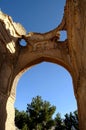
[6,41,15,53]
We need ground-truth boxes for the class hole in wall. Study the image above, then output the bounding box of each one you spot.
[59,31,67,41]
[19,39,27,47]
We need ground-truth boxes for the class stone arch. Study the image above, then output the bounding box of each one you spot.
[11,55,75,126]
[12,55,74,95]
[11,55,76,125]
[14,58,77,119]
[18,56,73,78]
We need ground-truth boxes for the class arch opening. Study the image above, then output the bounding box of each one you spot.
[14,61,77,119]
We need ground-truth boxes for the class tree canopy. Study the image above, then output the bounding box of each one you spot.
[26,96,56,130]
[15,95,79,130]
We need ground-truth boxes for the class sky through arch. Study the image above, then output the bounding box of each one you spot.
[15,62,77,118]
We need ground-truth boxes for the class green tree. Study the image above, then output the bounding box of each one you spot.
[15,96,79,130]
[64,113,72,130]
[15,108,28,129]
[22,124,28,130]
[64,111,79,130]
[73,111,79,130]
[26,95,56,130]
[54,113,65,130]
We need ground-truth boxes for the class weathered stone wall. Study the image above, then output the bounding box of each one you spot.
[65,0,86,129]
[5,96,15,130]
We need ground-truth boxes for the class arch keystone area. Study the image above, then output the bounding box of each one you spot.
[0,0,86,129]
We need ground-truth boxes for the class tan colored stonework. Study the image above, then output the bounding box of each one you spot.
[0,0,86,129]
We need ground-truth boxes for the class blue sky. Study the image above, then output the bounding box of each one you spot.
[0,0,77,118]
